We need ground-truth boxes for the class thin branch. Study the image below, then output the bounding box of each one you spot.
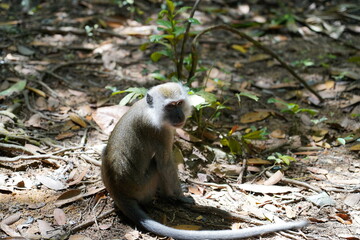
[178,0,201,81]
[188,24,324,102]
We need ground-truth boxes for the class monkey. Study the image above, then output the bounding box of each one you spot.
[101,82,308,240]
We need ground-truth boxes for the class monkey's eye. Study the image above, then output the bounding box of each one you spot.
[176,100,183,106]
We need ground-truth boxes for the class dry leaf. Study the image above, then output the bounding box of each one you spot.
[248,53,271,62]
[69,234,93,240]
[37,175,65,190]
[349,144,360,151]
[270,129,286,139]
[56,189,82,201]
[92,105,130,135]
[69,113,87,128]
[27,86,46,97]
[235,184,300,194]
[38,220,54,238]
[54,208,66,225]
[247,158,272,165]
[55,132,75,140]
[240,111,270,123]
[307,167,328,175]
[172,224,202,230]
[264,170,284,186]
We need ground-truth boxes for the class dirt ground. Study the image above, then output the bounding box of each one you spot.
[0,1,359,240]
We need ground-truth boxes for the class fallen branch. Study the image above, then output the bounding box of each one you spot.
[189,24,324,102]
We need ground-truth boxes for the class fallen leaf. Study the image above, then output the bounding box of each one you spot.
[172,224,202,230]
[349,143,360,151]
[307,167,328,175]
[37,175,65,190]
[54,208,66,225]
[38,220,54,238]
[92,105,130,135]
[264,170,284,186]
[69,234,93,240]
[234,184,300,194]
[270,129,286,139]
[306,192,335,206]
[69,113,87,128]
[55,132,75,140]
[240,111,270,123]
[56,189,82,201]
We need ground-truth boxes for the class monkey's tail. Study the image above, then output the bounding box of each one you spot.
[122,200,308,240]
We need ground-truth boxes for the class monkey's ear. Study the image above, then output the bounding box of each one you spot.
[146,93,154,108]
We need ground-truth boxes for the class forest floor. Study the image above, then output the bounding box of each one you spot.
[0,1,359,240]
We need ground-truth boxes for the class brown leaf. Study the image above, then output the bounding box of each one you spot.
[38,220,54,238]
[92,105,130,135]
[55,132,75,140]
[270,129,286,139]
[54,208,66,225]
[235,183,300,194]
[56,189,82,201]
[263,170,284,186]
[69,234,93,240]
[240,111,270,123]
[69,113,87,128]
[349,143,360,151]
[36,175,65,190]
[172,224,202,230]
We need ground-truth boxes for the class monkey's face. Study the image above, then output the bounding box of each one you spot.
[164,100,186,128]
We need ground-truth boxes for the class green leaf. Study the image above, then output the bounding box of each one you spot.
[150,51,164,62]
[173,26,186,36]
[139,42,150,51]
[188,17,201,25]
[337,138,346,145]
[166,0,175,14]
[237,92,259,101]
[150,72,167,81]
[0,80,27,97]
[156,19,172,29]
[119,92,136,106]
[150,34,166,42]
[158,9,168,18]
[175,6,191,15]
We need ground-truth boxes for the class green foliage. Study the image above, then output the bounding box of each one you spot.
[221,127,268,155]
[145,0,200,80]
[291,59,315,67]
[267,98,318,116]
[311,117,328,125]
[236,92,259,102]
[84,24,99,37]
[110,87,148,106]
[268,152,296,166]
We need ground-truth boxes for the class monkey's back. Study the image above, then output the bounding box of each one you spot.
[101,100,166,203]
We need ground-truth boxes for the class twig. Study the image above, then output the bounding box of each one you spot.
[237,158,247,184]
[0,143,37,155]
[188,24,324,102]
[30,26,126,39]
[178,0,201,81]
[70,208,115,233]
[265,171,322,193]
[188,179,238,201]
[23,90,63,122]
[0,154,68,162]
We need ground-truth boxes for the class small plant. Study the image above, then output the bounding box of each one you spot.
[268,152,296,166]
[85,24,99,37]
[108,86,147,106]
[221,126,268,156]
[267,98,318,116]
[145,0,200,81]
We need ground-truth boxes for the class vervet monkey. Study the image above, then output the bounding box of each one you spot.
[101,82,308,239]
